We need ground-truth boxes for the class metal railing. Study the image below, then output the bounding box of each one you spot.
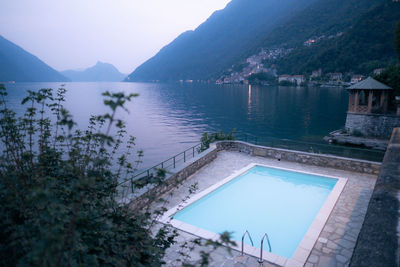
[235,132,385,162]
[241,230,254,256]
[258,233,272,263]
[241,230,272,263]
[118,142,202,194]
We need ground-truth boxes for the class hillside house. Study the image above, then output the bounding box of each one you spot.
[278,75,292,83]
[351,75,364,84]
[246,55,261,66]
[311,69,322,78]
[373,68,384,75]
[293,75,305,85]
[327,73,343,81]
[303,39,316,46]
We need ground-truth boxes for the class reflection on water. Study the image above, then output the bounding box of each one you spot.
[3,82,348,168]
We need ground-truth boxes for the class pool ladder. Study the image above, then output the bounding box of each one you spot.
[241,230,272,263]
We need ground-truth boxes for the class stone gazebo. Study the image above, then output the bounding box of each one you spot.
[345,77,400,138]
[347,76,391,114]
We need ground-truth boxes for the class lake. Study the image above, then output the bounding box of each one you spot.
[3,82,349,168]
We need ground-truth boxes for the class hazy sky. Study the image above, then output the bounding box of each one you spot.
[0,0,231,73]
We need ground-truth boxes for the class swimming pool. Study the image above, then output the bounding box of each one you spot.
[161,163,347,266]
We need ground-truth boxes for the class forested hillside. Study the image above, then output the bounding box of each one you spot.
[273,1,400,75]
[127,0,399,81]
[0,35,68,82]
[126,0,316,82]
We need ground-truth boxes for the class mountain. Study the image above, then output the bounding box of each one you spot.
[62,61,126,82]
[253,0,385,50]
[263,0,400,75]
[125,0,317,82]
[0,35,68,82]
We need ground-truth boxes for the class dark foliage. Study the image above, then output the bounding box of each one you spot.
[275,1,400,75]
[253,0,383,50]
[395,21,400,63]
[0,85,176,266]
[199,130,235,152]
[0,85,236,266]
[374,65,400,107]
[248,73,276,85]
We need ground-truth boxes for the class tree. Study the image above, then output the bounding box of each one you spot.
[0,85,234,266]
[395,21,400,63]
[0,85,179,266]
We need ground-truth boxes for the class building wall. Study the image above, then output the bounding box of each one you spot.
[345,112,400,138]
[350,128,400,267]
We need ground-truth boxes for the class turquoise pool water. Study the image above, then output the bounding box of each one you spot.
[173,165,338,258]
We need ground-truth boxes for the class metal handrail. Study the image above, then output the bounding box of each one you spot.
[258,233,272,263]
[117,142,202,188]
[241,230,254,256]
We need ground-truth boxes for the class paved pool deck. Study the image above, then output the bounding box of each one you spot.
[155,150,377,267]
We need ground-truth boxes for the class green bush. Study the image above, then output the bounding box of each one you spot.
[0,85,177,266]
[199,130,235,152]
[0,85,236,266]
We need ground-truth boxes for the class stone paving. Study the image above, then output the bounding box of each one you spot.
[154,151,377,266]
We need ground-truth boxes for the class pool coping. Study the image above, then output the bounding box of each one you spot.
[159,163,348,267]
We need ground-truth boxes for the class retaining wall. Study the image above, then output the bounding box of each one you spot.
[131,145,218,209]
[216,141,381,175]
[345,112,400,138]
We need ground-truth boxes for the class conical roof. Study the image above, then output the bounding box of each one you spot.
[348,76,392,90]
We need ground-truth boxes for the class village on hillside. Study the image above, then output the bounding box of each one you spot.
[216,37,385,87]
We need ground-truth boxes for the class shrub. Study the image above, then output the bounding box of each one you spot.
[0,85,177,266]
[199,130,235,152]
[0,85,236,267]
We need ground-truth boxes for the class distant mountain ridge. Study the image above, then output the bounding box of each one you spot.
[126,0,398,81]
[62,62,126,82]
[126,0,317,82]
[0,35,68,82]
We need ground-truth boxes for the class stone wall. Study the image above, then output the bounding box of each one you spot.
[350,128,400,267]
[345,112,400,138]
[216,141,381,175]
[131,145,218,209]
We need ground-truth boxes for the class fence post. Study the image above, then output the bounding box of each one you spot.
[184,151,186,162]
[147,170,150,178]
[161,162,163,168]
[193,146,195,157]
[173,157,176,168]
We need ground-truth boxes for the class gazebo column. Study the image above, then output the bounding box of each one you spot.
[354,91,359,112]
[367,90,373,113]
[348,91,353,112]
[381,91,388,113]
[396,96,400,116]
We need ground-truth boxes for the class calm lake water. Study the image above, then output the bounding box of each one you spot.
[3,82,348,168]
